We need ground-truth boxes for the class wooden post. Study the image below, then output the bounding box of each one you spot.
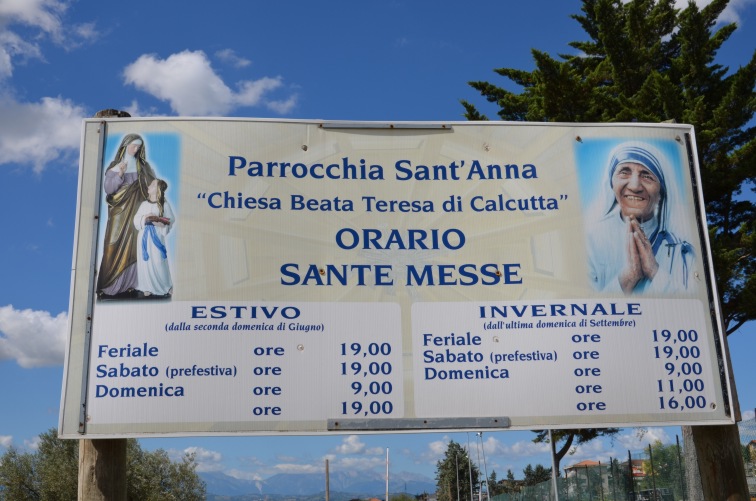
[77,109,131,500]
[78,439,127,501]
[683,324,748,500]
[684,401,748,498]
[690,424,749,500]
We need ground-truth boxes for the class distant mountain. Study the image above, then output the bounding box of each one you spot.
[201,469,435,498]
[202,471,262,497]
[206,493,364,501]
[263,473,326,495]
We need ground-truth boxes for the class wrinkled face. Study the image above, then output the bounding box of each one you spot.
[611,162,662,221]
[147,179,158,201]
[126,142,140,157]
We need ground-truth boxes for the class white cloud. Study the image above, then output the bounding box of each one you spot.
[266,95,298,115]
[337,456,387,470]
[672,0,756,24]
[184,446,222,462]
[72,22,99,42]
[334,435,366,454]
[0,0,66,39]
[743,409,755,421]
[226,468,264,482]
[478,435,500,456]
[235,77,283,106]
[178,446,224,473]
[216,49,252,68]
[0,305,67,368]
[0,1,99,80]
[421,435,482,464]
[565,437,610,464]
[273,462,321,474]
[0,2,93,173]
[615,427,672,451]
[618,0,756,25]
[0,95,85,172]
[123,50,297,116]
[0,435,12,448]
[617,0,755,25]
[25,435,41,451]
[123,51,233,115]
[428,437,449,458]
[501,439,551,458]
[122,99,162,118]
[720,0,756,24]
[0,31,44,79]
[0,48,10,79]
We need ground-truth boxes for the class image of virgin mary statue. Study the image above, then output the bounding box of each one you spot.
[97,134,156,298]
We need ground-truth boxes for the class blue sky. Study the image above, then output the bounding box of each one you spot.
[1,0,755,488]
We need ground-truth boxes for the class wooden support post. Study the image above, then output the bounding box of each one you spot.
[78,439,127,501]
[690,424,749,500]
[684,326,748,500]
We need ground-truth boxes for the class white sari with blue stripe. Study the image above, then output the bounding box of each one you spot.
[133,200,174,296]
[586,142,698,295]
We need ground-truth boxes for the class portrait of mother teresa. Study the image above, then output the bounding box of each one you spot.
[586,141,697,295]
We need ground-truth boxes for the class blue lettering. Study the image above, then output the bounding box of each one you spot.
[395,160,412,180]
[228,156,246,175]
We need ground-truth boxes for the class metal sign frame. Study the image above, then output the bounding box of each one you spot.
[60,118,733,438]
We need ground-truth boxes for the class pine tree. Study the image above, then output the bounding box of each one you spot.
[462,0,756,335]
[487,470,505,496]
[523,464,552,486]
[504,468,517,494]
[434,441,480,501]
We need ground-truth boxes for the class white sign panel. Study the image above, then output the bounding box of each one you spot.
[60,119,733,437]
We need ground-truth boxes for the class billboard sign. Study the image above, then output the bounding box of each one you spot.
[60,119,733,437]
